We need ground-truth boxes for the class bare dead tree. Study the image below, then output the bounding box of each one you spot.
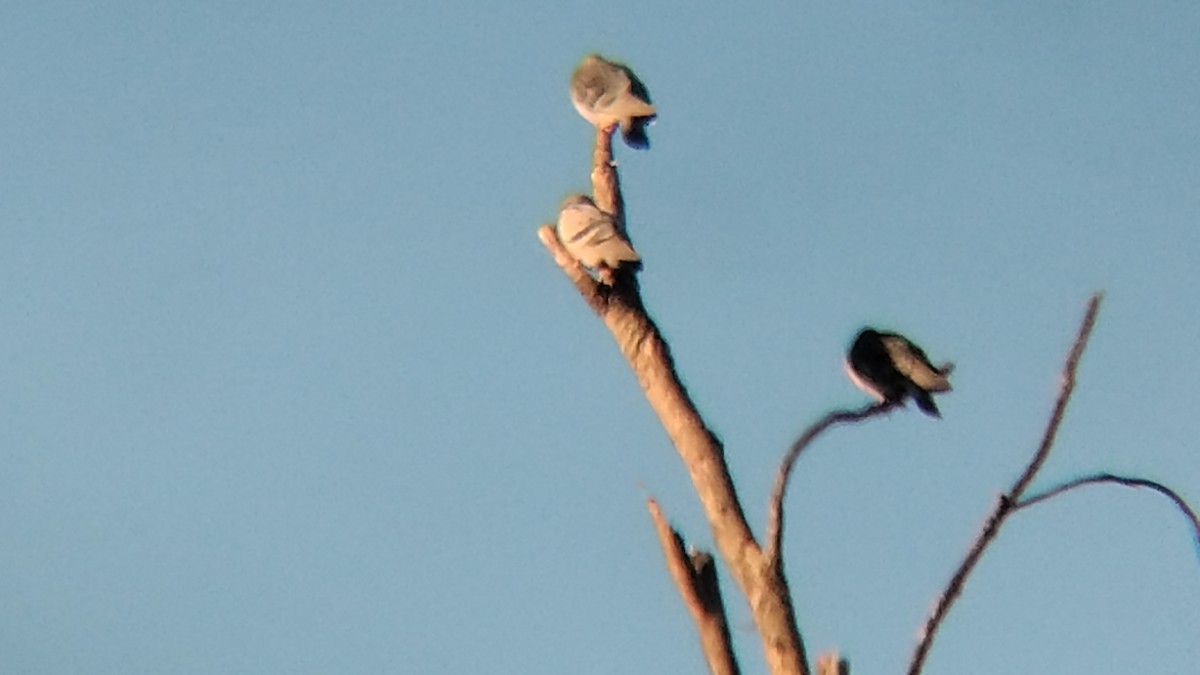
[905,293,1104,675]
[539,126,809,675]
[540,124,1198,675]
[904,294,1200,675]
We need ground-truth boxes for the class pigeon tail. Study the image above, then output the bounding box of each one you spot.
[621,117,653,149]
[912,389,942,418]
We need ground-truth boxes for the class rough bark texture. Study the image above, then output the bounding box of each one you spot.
[541,120,1197,675]
[648,499,740,675]
[539,125,809,675]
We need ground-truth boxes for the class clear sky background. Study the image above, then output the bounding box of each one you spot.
[2,2,1198,674]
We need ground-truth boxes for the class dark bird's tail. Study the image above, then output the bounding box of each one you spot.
[621,116,655,149]
[912,390,942,418]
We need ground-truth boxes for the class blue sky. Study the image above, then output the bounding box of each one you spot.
[2,2,1198,673]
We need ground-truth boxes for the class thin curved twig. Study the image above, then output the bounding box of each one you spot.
[1015,472,1200,547]
[766,401,898,562]
[906,292,1103,675]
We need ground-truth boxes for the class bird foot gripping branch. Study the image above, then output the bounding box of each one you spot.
[549,53,656,288]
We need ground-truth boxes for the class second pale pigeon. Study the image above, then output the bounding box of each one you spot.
[555,194,640,280]
[570,53,657,149]
[845,328,954,418]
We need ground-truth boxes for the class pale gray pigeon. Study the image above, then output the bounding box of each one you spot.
[845,328,954,418]
[570,53,657,149]
[555,194,640,279]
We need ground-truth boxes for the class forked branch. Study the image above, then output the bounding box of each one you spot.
[648,499,740,675]
[906,292,1103,675]
[541,127,809,675]
[1016,473,1200,547]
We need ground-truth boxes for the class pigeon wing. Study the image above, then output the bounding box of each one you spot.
[880,334,951,392]
[557,200,639,269]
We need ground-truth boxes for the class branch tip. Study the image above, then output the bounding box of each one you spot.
[1016,473,1200,549]
[907,292,1104,675]
[646,500,741,675]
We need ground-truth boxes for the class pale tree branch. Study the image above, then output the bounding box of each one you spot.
[589,123,622,218]
[815,652,849,675]
[1015,473,1200,548]
[766,401,899,562]
[906,292,1103,675]
[648,499,740,675]
[541,126,809,675]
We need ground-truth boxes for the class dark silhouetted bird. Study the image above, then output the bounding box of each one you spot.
[845,328,954,418]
